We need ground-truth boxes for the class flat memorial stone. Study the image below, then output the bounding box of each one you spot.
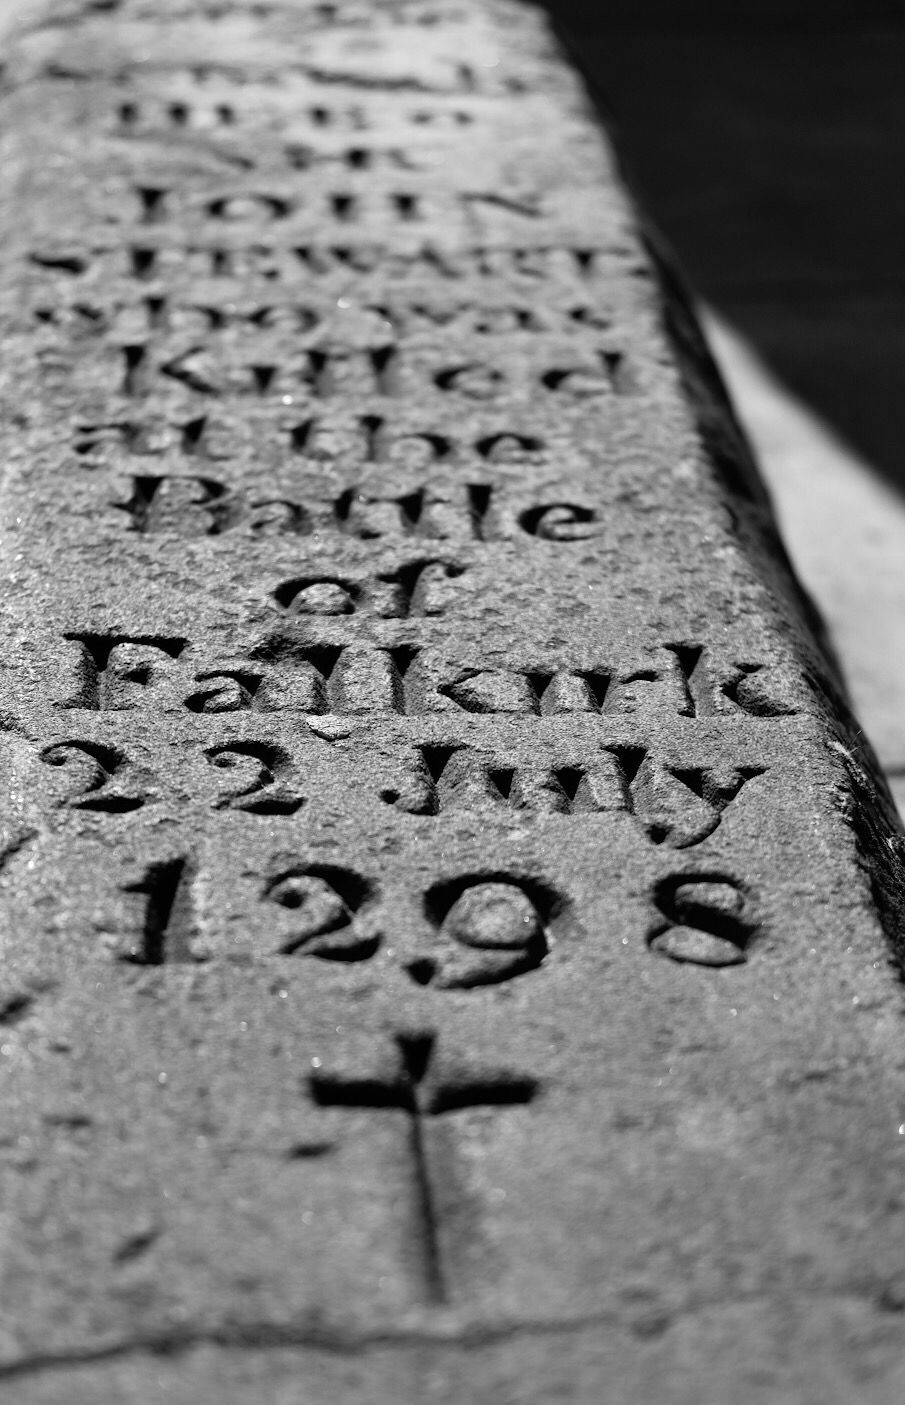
[0,1,903,1401]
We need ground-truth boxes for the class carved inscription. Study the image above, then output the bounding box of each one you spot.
[310,1030,538,1304]
[61,635,186,710]
[54,632,800,721]
[244,642,420,715]
[435,654,798,719]
[629,759,765,848]
[112,339,631,401]
[75,415,549,469]
[119,858,196,964]
[31,240,614,296]
[108,860,570,986]
[115,474,307,533]
[109,475,601,544]
[126,185,550,229]
[414,879,551,989]
[265,864,378,959]
[274,561,465,618]
[382,746,628,816]
[380,747,765,846]
[61,241,610,286]
[32,734,764,850]
[115,475,234,535]
[58,296,613,340]
[40,741,146,813]
[648,874,754,967]
[438,667,604,715]
[185,671,264,713]
[205,743,305,814]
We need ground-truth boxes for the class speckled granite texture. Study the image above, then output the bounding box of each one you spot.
[0,2,903,1401]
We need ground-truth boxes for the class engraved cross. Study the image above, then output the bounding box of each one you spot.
[309,1031,537,1304]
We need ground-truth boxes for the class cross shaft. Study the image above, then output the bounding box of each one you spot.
[310,1032,537,1303]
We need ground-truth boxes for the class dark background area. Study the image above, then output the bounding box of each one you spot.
[539,0,905,488]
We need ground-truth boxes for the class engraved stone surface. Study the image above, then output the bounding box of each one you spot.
[0,1,903,1401]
